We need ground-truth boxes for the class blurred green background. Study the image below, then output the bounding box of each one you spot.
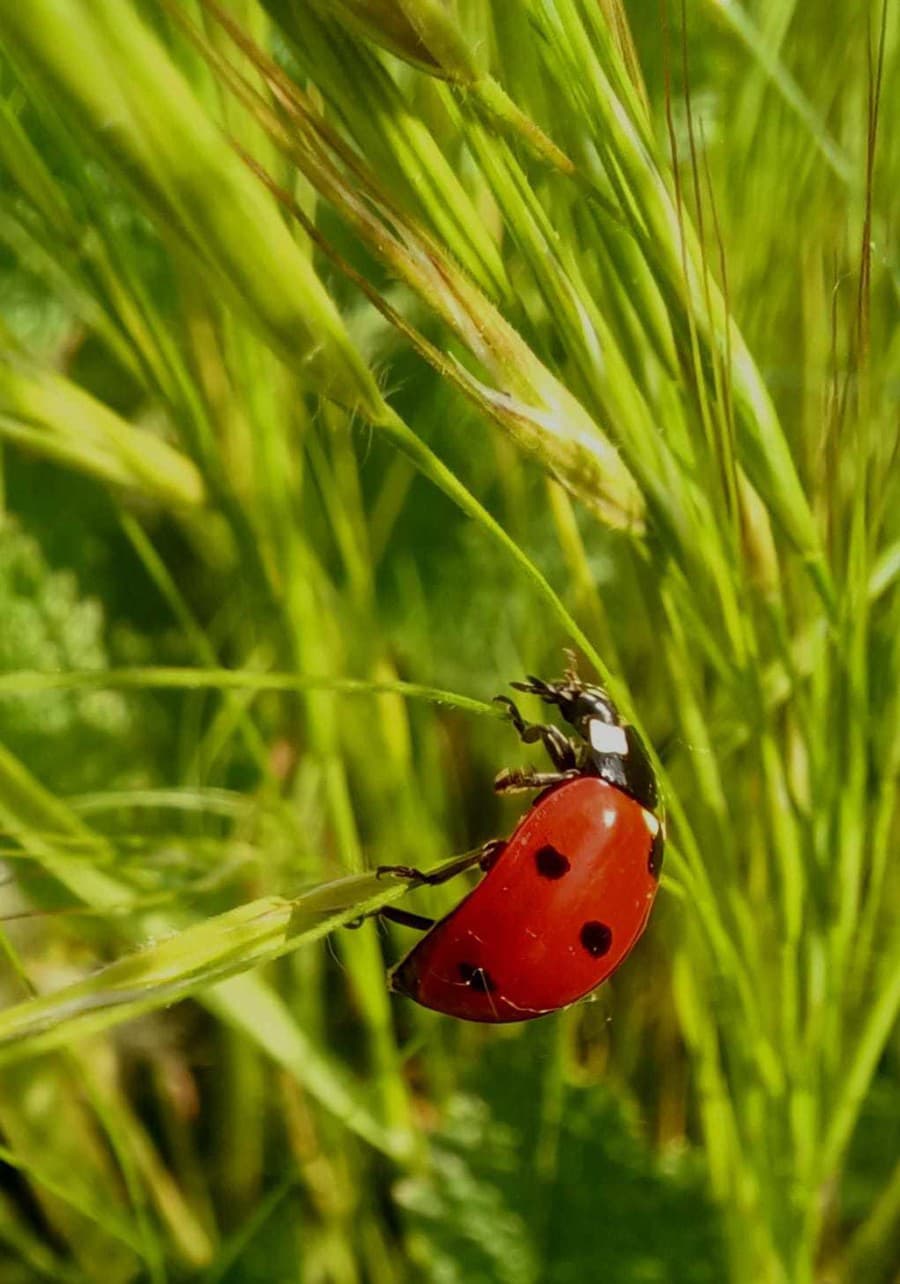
[0,1,897,1281]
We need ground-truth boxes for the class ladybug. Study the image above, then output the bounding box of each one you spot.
[380,669,664,1023]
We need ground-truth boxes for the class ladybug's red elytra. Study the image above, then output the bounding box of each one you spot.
[381,670,664,1023]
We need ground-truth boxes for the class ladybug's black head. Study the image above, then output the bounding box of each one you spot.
[510,673,621,739]
[512,671,659,813]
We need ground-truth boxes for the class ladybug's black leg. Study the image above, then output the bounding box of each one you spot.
[494,696,578,771]
[345,905,436,932]
[374,837,495,888]
[479,837,507,871]
[352,839,507,930]
[493,766,580,794]
[541,727,579,770]
[379,907,436,932]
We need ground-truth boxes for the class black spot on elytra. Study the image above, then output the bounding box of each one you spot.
[580,921,612,957]
[534,844,571,879]
[458,962,496,993]
[648,829,664,880]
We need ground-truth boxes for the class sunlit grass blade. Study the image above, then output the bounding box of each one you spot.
[0,0,384,417]
[0,867,433,1067]
[705,0,853,183]
[304,0,575,173]
[0,733,413,1157]
[0,355,205,507]
[273,2,510,299]
[191,1,647,533]
[526,0,832,603]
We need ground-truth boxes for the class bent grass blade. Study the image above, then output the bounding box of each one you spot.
[0,864,444,1069]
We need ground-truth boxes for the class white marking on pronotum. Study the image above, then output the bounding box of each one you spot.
[589,719,629,755]
[642,809,661,837]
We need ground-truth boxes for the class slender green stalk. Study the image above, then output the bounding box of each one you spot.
[0,1,896,1280]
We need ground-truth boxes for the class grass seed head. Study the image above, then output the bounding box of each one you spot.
[319,0,479,82]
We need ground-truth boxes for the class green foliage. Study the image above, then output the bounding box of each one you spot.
[0,1,896,1282]
[395,1097,540,1284]
[397,1061,726,1284]
[0,520,146,793]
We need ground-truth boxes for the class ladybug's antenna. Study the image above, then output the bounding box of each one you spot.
[512,651,585,704]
